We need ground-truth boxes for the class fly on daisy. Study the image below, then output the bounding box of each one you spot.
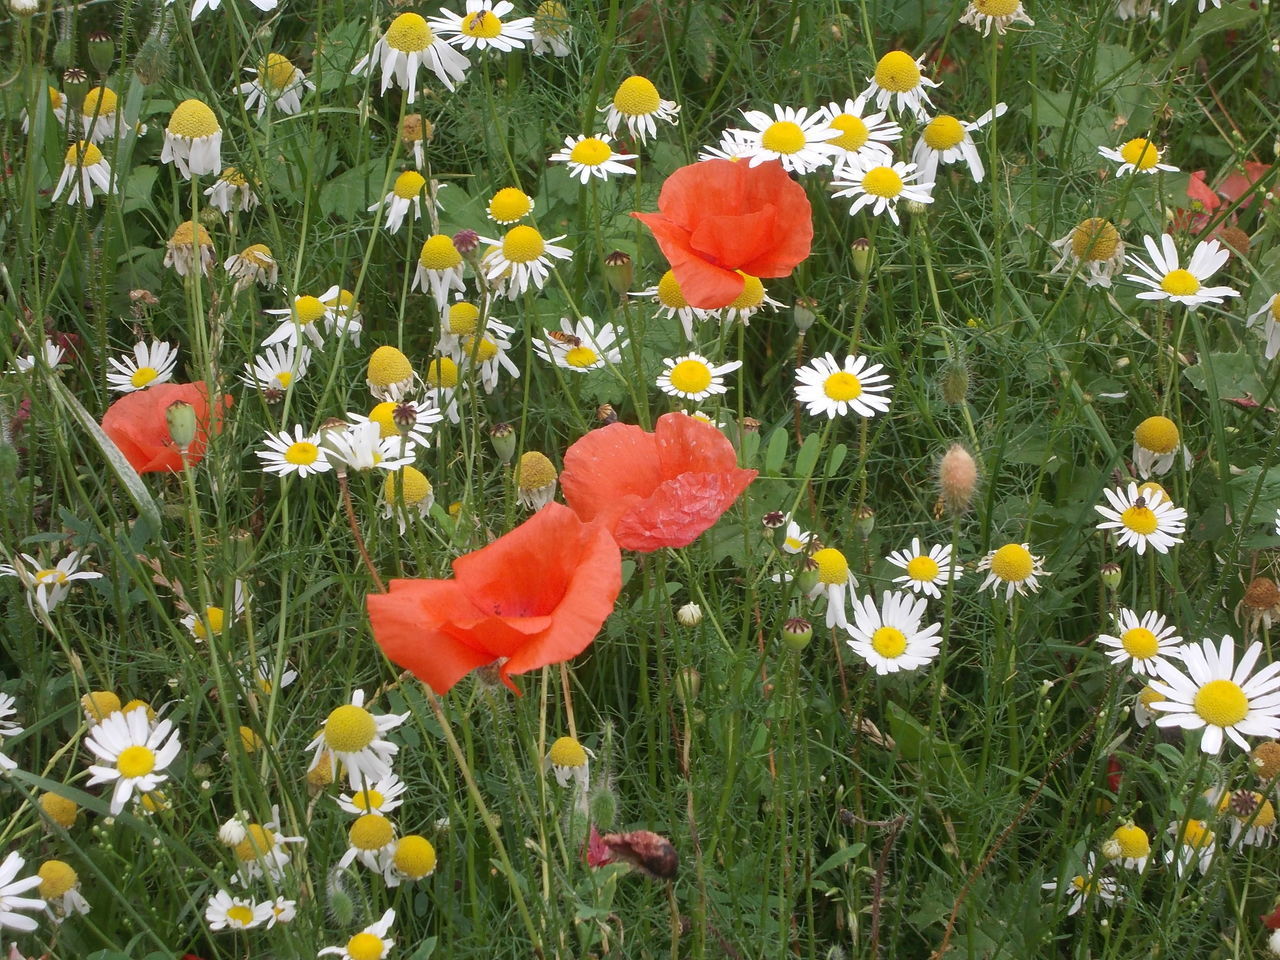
[601,74,680,143]
[429,1,535,53]
[794,352,893,419]
[50,141,113,207]
[911,104,1007,185]
[256,426,332,478]
[656,353,742,402]
[548,134,637,183]
[480,225,571,298]
[83,707,181,815]
[1098,137,1178,176]
[1124,235,1238,309]
[532,316,627,372]
[885,539,960,598]
[731,104,840,175]
[106,341,178,393]
[862,50,941,121]
[1095,481,1186,555]
[830,156,933,225]
[353,12,471,101]
[1097,608,1184,676]
[977,542,1047,599]
[845,590,943,675]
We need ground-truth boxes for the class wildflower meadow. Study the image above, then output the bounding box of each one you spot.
[5,0,1280,956]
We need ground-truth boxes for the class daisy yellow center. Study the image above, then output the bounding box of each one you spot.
[990,544,1033,582]
[234,824,276,861]
[37,860,77,899]
[324,704,377,752]
[369,402,401,438]
[116,745,156,779]
[459,8,502,38]
[220,167,247,186]
[569,137,613,165]
[489,187,533,222]
[350,813,394,850]
[130,366,159,388]
[293,296,326,325]
[275,371,293,388]
[828,114,869,152]
[168,99,220,138]
[1179,819,1212,849]
[1119,138,1159,170]
[1120,504,1158,535]
[905,555,939,581]
[729,273,764,309]
[669,359,713,394]
[1194,679,1249,727]
[393,170,426,199]
[241,243,273,266]
[565,346,599,367]
[386,13,433,52]
[419,234,462,270]
[83,691,120,721]
[193,605,225,639]
[383,466,432,506]
[35,568,66,584]
[1069,875,1097,895]
[368,345,413,388]
[1112,825,1149,857]
[170,221,212,247]
[448,302,480,335]
[394,835,437,877]
[1252,799,1277,827]
[462,335,499,362]
[812,547,849,585]
[40,793,78,827]
[760,121,807,155]
[503,225,546,263]
[63,141,104,167]
[1138,685,1165,707]
[873,51,920,92]
[346,933,385,960]
[1159,269,1200,296]
[48,87,64,110]
[613,76,660,116]
[870,626,907,659]
[1071,218,1119,261]
[975,0,1020,13]
[1120,627,1158,659]
[281,441,318,468]
[862,166,904,198]
[549,736,587,766]
[83,86,118,116]
[226,904,256,926]
[516,451,556,490]
[922,115,965,151]
[1134,415,1179,453]
[239,726,263,752]
[260,53,297,93]
[427,356,459,388]
[823,371,862,401]
[656,270,688,309]
[350,788,385,811]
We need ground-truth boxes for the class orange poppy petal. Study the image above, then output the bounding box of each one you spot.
[367,580,499,694]
[100,381,231,474]
[687,207,779,274]
[612,468,756,552]
[560,423,664,531]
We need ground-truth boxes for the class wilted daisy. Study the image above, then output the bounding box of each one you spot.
[324,421,418,474]
[1134,684,1165,727]
[163,221,214,277]
[601,74,680,143]
[7,339,65,374]
[401,114,431,169]
[862,50,940,121]
[50,141,113,207]
[959,0,1034,35]
[549,133,637,183]
[321,286,365,346]
[1164,818,1216,876]
[379,466,434,534]
[911,104,1006,185]
[83,707,181,814]
[1150,634,1280,754]
[820,97,900,168]
[36,860,89,924]
[845,590,943,675]
[544,736,592,790]
[1097,609,1184,676]
[180,581,247,642]
[262,293,333,349]
[187,0,278,18]
[732,105,839,175]
[531,0,571,55]
[106,341,178,393]
[205,889,271,931]
[241,343,311,394]
[412,234,466,306]
[383,836,437,887]
[1247,293,1280,361]
[338,814,399,872]
[204,167,259,213]
[307,690,408,788]
[1132,415,1191,478]
[458,332,520,393]
[514,451,558,510]
[160,99,222,178]
[352,399,442,451]
[831,155,934,226]
[808,546,858,629]
[1219,789,1277,848]
[320,908,396,960]
[353,12,471,101]
[633,270,710,341]
[1049,217,1126,288]
[1041,855,1119,916]
[81,85,122,143]
[656,353,742,402]
[224,242,278,290]
[239,53,312,116]
[794,352,893,419]
[532,316,627,372]
[245,656,299,697]
[885,539,960,598]
[430,0,534,52]
[480,225,571,298]
[230,810,304,884]
[0,853,44,933]
[1095,482,1186,555]
[0,551,102,615]
[1098,137,1178,176]
[373,171,430,235]
[1125,235,1238,310]
[977,542,1046,599]
[256,425,332,479]
[1103,823,1151,872]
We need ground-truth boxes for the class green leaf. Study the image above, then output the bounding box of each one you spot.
[825,443,848,479]
[794,432,821,479]
[319,157,385,220]
[1183,349,1269,401]
[764,427,788,476]
[812,842,867,878]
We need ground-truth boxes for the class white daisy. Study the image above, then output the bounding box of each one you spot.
[885,538,960,598]
[337,775,408,817]
[224,243,279,290]
[83,707,181,814]
[1134,684,1165,727]
[844,590,943,675]
[203,167,259,213]
[350,399,442,451]
[830,156,934,225]
[1104,823,1151,872]
[1094,482,1187,555]
[480,226,571,298]
[256,426,332,479]
[543,736,592,790]
[185,0,278,18]
[380,465,435,534]
[600,75,679,143]
[163,220,215,277]
[105,341,179,393]
[238,53,312,117]
[265,896,296,927]
[1163,818,1216,876]
[862,50,941,122]
[977,542,1047,599]
[531,0,572,55]
[0,694,22,772]
[80,85,124,144]
[306,690,408,789]
[369,171,428,235]
[412,234,466,308]
[241,343,312,394]
[229,809,304,885]
[820,97,900,167]
[323,421,418,474]
[532,316,627,372]
[50,141,113,207]
[8,340,66,374]
[794,352,893,419]
[548,133,637,184]
[160,99,222,179]
[959,0,1035,35]
[320,286,365,347]
[911,104,1007,185]
[1124,235,1238,309]
[438,302,514,359]
[1049,217,1126,289]
[1097,608,1184,676]
[36,860,90,924]
[337,814,399,872]
[180,580,247,641]
[731,104,840,175]
[1041,855,1119,916]
[262,293,334,349]
[319,908,396,960]
[631,270,712,341]
[1131,415,1191,479]
[1150,634,1280,754]
[382,836,438,887]
[0,550,102,615]
[1098,137,1178,176]
[429,0,535,53]
[205,889,271,931]
[352,12,471,101]
[656,353,742,402]
[780,515,811,554]
[808,547,858,629]
[0,852,45,933]
[696,129,756,162]
[457,331,520,393]
[1247,293,1280,361]
[487,186,534,224]
[245,655,299,696]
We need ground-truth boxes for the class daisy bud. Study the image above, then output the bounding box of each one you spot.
[850,238,872,276]
[1253,741,1280,779]
[1101,837,1122,861]
[401,113,433,144]
[326,868,356,926]
[676,602,702,627]
[452,228,480,255]
[853,505,875,540]
[938,444,978,516]
[782,616,813,651]
[603,250,633,296]
[675,667,701,703]
[165,400,198,451]
[1100,562,1122,591]
[53,39,72,71]
[793,297,818,333]
[87,31,114,76]
[939,360,969,405]
[589,782,618,829]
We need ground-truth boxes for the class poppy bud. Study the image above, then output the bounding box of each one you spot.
[674,666,700,702]
[938,444,978,516]
[603,250,633,296]
[133,31,171,85]
[61,68,90,111]
[489,422,516,463]
[165,400,197,451]
[782,616,812,651]
[853,505,875,540]
[676,602,702,627]
[326,868,356,926]
[87,31,114,76]
[588,782,617,829]
[793,297,818,333]
[940,360,969,405]
[1100,562,1122,591]
[52,39,72,70]
[851,238,872,276]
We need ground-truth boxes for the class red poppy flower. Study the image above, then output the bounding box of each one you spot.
[559,413,756,552]
[100,382,231,474]
[632,159,813,309]
[366,503,622,695]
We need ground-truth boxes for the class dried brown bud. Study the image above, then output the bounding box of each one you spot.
[596,403,617,425]
[600,830,678,879]
[938,444,978,516]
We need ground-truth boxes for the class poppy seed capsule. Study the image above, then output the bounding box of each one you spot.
[793,297,818,333]
[88,32,114,76]
[938,444,978,515]
[165,400,197,450]
[853,506,875,540]
[489,422,516,463]
[850,238,872,276]
[603,250,633,296]
[1100,562,1122,591]
[782,616,813,651]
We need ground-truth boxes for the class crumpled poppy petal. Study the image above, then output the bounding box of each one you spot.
[100,381,230,474]
[367,580,498,695]
[631,211,746,309]
[654,410,743,475]
[688,207,779,272]
[613,469,756,551]
[560,422,664,530]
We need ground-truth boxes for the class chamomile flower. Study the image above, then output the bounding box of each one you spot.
[401,113,430,169]
[1097,608,1184,676]
[794,352,893,419]
[325,421,418,474]
[532,316,627,372]
[353,12,471,101]
[959,0,1035,35]
[257,426,332,479]
[163,221,215,277]
[1049,217,1126,288]
[544,736,592,790]
[722,273,784,325]
[1220,789,1277,848]
[105,341,178,393]
[83,707,180,815]
[22,86,68,134]
[1150,634,1280,754]
[697,129,755,163]
[830,156,934,225]
[81,86,122,143]
[601,75,680,143]
[338,814,398,872]
[160,99,222,178]
[532,0,572,55]
[845,590,943,675]
[0,695,22,772]
[1247,293,1280,361]
[656,353,742,402]
[204,167,259,213]
[732,104,840,175]
[352,399,442,451]
[265,896,296,927]
[458,332,520,393]
[7,340,65,374]
[424,356,462,424]
[241,343,312,394]
[480,225,571,298]
[0,551,102,615]
[0,853,43,932]
[320,908,396,960]
[262,294,334,349]
[321,286,365,346]
[514,451,558,510]
[1125,235,1238,309]
[246,656,299,696]
[1098,137,1178,176]
[977,542,1047,599]
[1132,415,1191,479]
[412,234,466,307]
[780,516,811,554]
[224,243,279,290]
[370,171,428,235]
[430,1,535,53]
[1164,818,1216,876]
[549,133,637,183]
[185,0,278,18]
[436,302,506,358]
[862,50,941,122]
[487,186,533,224]
[383,836,437,886]
[381,466,435,534]
[205,889,271,931]
[229,810,304,884]
[1041,855,1119,916]
[180,581,247,641]
[1095,482,1186,555]
[307,690,408,789]
[911,104,1007,185]
[239,53,313,117]
[1104,823,1151,872]
[36,860,89,924]
[50,141,113,207]
[820,97,900,167]
[1134,684,1165,727]
[632,270,711,341]
[808,546,858,629]
[885,539,960,598]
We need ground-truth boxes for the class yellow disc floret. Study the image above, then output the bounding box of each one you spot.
[116,745,156,779]
[168,99,220,138]
[393,835,437,878]
[349,813,394,850]
[82,690,120,723]
[383,466,432,506]
[234,824,277,861]
[1111,824,1150,858]
[761,121,806,155]
[1160,269,1200,297]
[324,704,378,752]
[1071,218,1120,261]
[63,141,104,167]
[502,225,546,263]
[569,137,613,165]
[548,736,586,767]
[37,860,77,899]
[873,51,920,92]
[812,547,850,585]
[386,13,433,52]
[83,86,118,116]
[922,115,965,151]
[488,187,533,223]
[426,356,459,389]
[1119,138,1159,171]
[828,113,869,152]
[823,371,862,401]
[862,166,904,198]
[990,544,1034,582]
[516,451,557,491]
[905,555,940,582]
[668,359,713,394]
[1134,416,1179,454]
[418,234,462,271]
[728,273,764,310]
[368,345,414,389]
[1194,679,1249,727]
[260,53,298,93]
[656,270,688,309]
[393,170,426,199]
[459,8,502,37]
[39,791,79,828]
[1120,627,1158,660]
[613,75,660,116]
[870,626,908,659]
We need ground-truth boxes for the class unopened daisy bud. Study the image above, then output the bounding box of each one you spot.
[782,616,813,651]
[1101,837,1122,861]
[938,443,978,515]
[133,31,171,86]
[739,417,762,433]
[1253,740,1280,780]
[218,817,248,846]
[452,228,480,255]
[676,602,702,627]
[793,297,818,333]
[489,422,516,463]
[853,505,875,540]
[603,250,633,296]
[589,782,618,829]
[514,451,558,510]
[61,68,90,108]
[850,238,872,276]
[674,666,701,703]
[939,360,969,405]
[38,791,78,828]
[87,31,114,76]
[402,113,433,145]
[1100,562,1122,591]
[796,556,821,595]
[166,400,198,451]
